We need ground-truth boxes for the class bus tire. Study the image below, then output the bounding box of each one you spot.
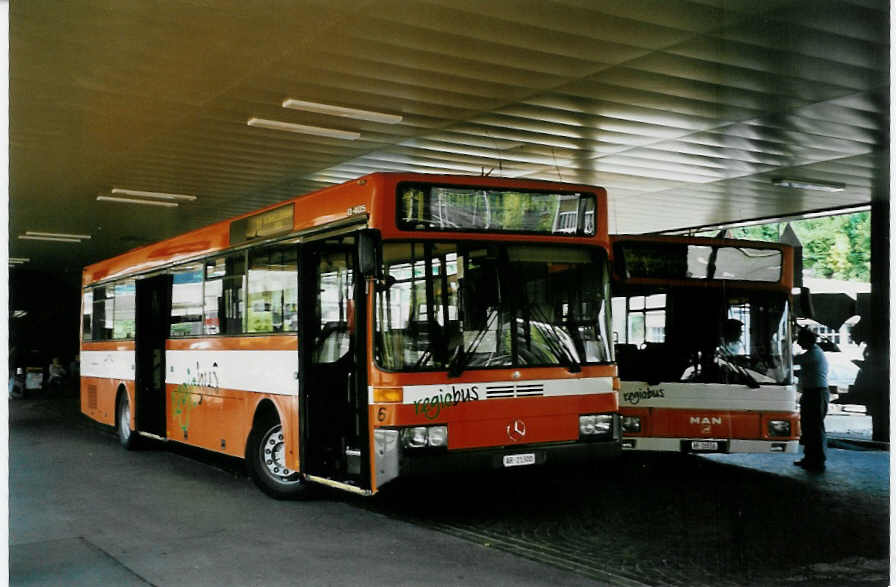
[246,419,311,500]
[116,391,138,450]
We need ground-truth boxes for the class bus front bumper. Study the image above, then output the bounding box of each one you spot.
[621,436,800,453]
[373,429,620,489]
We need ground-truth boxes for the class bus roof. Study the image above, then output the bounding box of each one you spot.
[82,173,608,286]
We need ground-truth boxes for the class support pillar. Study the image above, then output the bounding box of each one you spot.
[867,154,889,442]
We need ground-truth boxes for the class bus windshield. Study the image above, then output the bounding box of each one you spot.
[376,242,611,372]
[613,288,792,386]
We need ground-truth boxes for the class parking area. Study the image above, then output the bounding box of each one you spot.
[9,392,890,586]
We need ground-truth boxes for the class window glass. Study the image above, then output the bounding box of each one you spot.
[91,287,114,341]
[82,290,93,340]
[398,184,597,236]
[247,245,298,333]
[170,263,204,337]
[113,280,136,339]
[314,246,354,364]
[713,247,782,282]
[204,252,246,335]
[618,242,781,282]
[613,286,790,386]
[375,241,611,371]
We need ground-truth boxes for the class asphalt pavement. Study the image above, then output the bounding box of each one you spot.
[8,389,891,586]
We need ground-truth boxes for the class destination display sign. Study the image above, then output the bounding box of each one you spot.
[229,204,294,245]
[397,183,596,236]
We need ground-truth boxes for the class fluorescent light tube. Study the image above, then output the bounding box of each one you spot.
[97,195,178,207]
[247,117,360,140]
[111,188,196,201]
[281,99,403,124]
[771,177,845,192]
[26,231,91,239]
[19,235,82,243]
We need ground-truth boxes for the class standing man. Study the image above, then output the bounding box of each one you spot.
[793,328,830,473]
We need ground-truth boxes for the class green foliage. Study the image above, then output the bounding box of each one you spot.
[707,212,871,281]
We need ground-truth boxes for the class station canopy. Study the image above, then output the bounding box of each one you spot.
[9,0,889,274]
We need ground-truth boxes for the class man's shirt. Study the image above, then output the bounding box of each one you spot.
[794,344,829,390]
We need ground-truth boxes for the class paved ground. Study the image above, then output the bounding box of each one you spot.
[8,390,891,586]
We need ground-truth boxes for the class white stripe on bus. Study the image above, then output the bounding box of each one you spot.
[618,381,797,412]
[376,376,614,405]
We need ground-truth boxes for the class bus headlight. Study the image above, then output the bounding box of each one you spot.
[400,425,448,448]
[768,420,791,437]
[622,416,641,433]
[579,414,614,438]
[427,425,448,447]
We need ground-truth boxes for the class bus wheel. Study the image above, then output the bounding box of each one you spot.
[247,421,311,500]
[117,392,138,450]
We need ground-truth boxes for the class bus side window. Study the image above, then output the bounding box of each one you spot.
[247,245,298,333]
[92,286,114,341]
[170,263,204,337]
[204,253,247,335]
[113,280,136,339]
[82,290,93,340]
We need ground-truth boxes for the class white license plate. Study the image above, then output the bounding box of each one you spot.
[503,453,536,467]
[691,441,719,451]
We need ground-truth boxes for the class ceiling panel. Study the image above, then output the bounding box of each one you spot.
[8,0,888,276]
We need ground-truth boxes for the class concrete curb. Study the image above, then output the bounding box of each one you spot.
[827,436,888,451]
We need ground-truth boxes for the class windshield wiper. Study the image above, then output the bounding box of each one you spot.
[447,308,498,377]
[716,345,760,388]
[526,302,581,373]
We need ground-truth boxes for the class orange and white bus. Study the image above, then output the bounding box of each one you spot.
[80,173,620,498]
[610,234,801,454]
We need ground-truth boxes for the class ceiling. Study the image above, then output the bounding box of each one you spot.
[10,0,890,275]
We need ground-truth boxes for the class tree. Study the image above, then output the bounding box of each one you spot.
[705,211,871,282]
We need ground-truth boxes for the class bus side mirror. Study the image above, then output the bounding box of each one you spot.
[794,287,814,319]
[358,229,380,278]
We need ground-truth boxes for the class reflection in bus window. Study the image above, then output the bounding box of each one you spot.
[91,286,114,341]
[247,246,298,333]
[613,289,789,386]
[204,253,246,335]
[170,263,204,337]
[82,290,93,339]
[315,250,353,364]
[113,280,136,339]
[376,242,611,371]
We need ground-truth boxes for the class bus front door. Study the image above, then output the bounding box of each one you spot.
[134,274,172,437]
[301,236,369,487]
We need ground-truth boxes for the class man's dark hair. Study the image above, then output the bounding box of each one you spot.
[797,327,817,346]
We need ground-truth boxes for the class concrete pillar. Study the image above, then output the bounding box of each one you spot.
[868,157,889,442]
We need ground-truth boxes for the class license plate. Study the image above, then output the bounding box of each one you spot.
[503,453,536,467]
[691,441,719,451]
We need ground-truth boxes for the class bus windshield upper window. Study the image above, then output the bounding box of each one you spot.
[398,184,596,236]
[618,242,782,282]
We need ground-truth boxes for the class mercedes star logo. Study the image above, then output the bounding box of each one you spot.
[507,418,527,442]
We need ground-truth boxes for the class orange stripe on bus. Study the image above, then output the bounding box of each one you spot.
[80,341,136,351]
[368,364,616,387]
[166,335,298,351]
